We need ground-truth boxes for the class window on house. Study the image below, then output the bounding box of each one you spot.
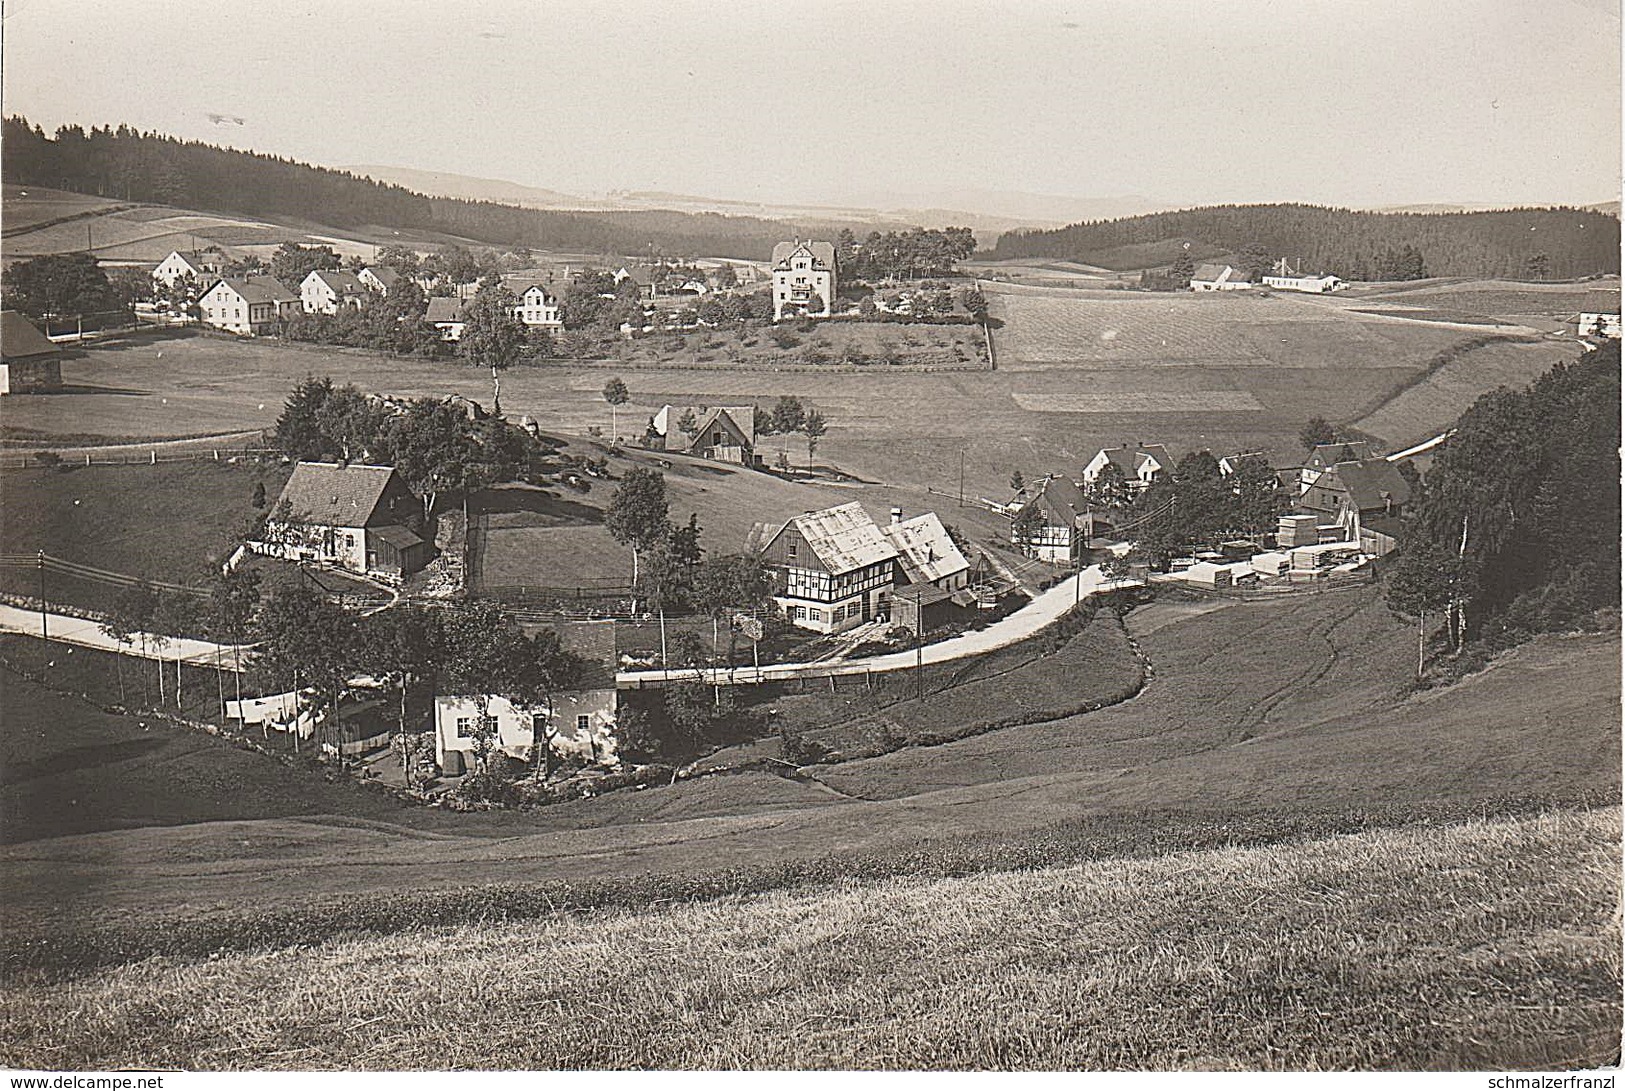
[576,714,590,733]
[455,716,473,738]
[792,606,806,620]
[787,542,797,559]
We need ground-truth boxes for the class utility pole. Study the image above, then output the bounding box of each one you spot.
[36,551,48,641]
[915,620,924,702]
[958,450,965,508]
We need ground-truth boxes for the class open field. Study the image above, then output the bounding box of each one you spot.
[0,283,1585,500]
[0,461,290,609]
[1,186,129,232]
[2,586,1615,929]
[2,806,1615,1070]
[1356,277,1621,331]
[1352,336,1588,447]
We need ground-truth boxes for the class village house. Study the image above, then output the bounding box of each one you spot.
[1082,443,1172,492]
[510,281,565,330]
[0,310,63,395]
[199,276,300,336]
[252,461,433,580]
[649,404,758,465]
[151,249,218,288]
[613,265,659,300]
[755,502,901,633]
[1009,475,1090,563]
[771,240,838,320]
[357,265,402,295]
[424,297,467,341]
[1189,264,1252,291]
[1299,440,1377,493]
[300,269,369,314]
[882,508,971,593]
[1297,457,1412,558]
[433,620,620,776]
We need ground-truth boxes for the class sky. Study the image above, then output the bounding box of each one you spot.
[2,0,1619,212]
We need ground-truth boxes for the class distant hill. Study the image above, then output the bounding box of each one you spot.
[0,119,926,262]
[993,202,1620,279]
[345,164,599,209]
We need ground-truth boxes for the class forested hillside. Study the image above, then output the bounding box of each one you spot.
[1387,340,1621,660]
[0,118,878,261]
[993,203,1620,279]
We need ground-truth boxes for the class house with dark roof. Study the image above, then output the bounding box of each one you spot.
[756,501,901,632]
[433,619,621,776]
[0,311,62,395]
[1190,263,1252,291]
[1299,440,1377,493]
[771,240,838,320]
[613,265,660,300]
[199,277,300,336]
[1293,455,1410,533]
[424,296,468,341]
[1010,475,1090,563]
[650,404,758,465]
[358,265,402,294]
[300,269,369,314]
[253,462,432,579]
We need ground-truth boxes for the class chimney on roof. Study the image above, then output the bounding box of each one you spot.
[890,507,902,525]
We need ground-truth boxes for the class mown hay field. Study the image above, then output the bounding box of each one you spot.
[3,806,1615,1070]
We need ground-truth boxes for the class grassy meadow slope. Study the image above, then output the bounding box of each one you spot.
[2,588,1615,932]
[3,807,1616,1070]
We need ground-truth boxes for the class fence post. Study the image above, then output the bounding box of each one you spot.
[150,450,157,465]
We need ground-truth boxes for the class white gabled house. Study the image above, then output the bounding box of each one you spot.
[1579,312,1621,339]
[1009,475,1089,564]
[300,269,369,314]
[771,240,838,320]
[755,502,900,633]
[1262,272,1343,293]
[198,276,300,336]
[1082,443,1171,492]
[510,281,564,330]
[152,250,216,288]
[433,621,620,775]
[424,297,467,341]
[358,265,402,295]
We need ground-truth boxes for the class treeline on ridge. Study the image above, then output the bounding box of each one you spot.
[992,202,1620,280]
[0,118,894,261]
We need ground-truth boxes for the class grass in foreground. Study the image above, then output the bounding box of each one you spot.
[2,807,1616,1071]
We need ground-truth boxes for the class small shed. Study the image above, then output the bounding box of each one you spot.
[890,582,955,635]
[369,523,433,578]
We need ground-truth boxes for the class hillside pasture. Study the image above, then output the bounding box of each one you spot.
[1,587,1615,928]
[3,806,1614,1070]
[0,461,290,609]
[0,185,127,231]
[1353,336,1581,447]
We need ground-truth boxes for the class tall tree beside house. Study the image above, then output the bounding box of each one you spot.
[269,242,342,292]
[459,282,525,416]
[253,573,358,768]
[376,244,421,275]
[208,565,262,725]
[1228,455,1289,535]
[604,467,671,602]
[273,376,339,461]
[439,600,529,778]
[801,409,827,470]
[770,395,806,463]
[1,253,124,321]
[1082,461,1131,514]
[602,377,630,442]
[1299,417,1338,451]
[1009,469,1025,494]
[358,604,443,784]
[381,399,485,517]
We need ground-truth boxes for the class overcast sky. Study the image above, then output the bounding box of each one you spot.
[2,0,1619,211]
